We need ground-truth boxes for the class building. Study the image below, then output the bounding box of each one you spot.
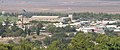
[30,16,60,22]
[76,26,105,34]
[102,20,117,24]
[17,14,74,29]
[17,14,73,24]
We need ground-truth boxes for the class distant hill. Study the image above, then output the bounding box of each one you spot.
[1,0,120,13]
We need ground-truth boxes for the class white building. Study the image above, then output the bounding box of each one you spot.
[30,16,60,22]
[17,14,73,24]
[113,26,120,32]
[106,25,117,28]
[53,22,68,27]
[102,20,117,24]
[76,26,105,34]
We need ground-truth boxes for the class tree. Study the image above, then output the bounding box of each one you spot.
[66,32,120,50]
[0,22,4,35]
[47,40,67,50]
[46,24,56,34]
[14,29,23,36]
[36,22,43,35]
[64,25,76,32]
[4,17,10,27]
[27,29,31,35]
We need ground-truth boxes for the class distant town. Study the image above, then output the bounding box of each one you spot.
[0,11,120,50]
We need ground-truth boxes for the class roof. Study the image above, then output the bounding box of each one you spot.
[31,16,59,19]
[60,17,70,19]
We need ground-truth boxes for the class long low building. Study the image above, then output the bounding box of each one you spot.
[17,14,73,24]
[30,16,60,22]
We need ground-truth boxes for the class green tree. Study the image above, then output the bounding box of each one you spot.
[36,23,43,35]
[47,40,66,50]
[46,24,56,34]
[64,25,76,32]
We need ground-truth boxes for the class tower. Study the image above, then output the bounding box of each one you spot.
[68,14,73,21]
[18,15,24,28]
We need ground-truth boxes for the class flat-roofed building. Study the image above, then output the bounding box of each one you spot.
[17,14,73,26]
[30,16,60,22]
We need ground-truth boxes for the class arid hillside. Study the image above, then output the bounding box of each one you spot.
[1,0,120,13]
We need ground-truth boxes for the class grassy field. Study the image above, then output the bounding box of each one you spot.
[0,15,18,22]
